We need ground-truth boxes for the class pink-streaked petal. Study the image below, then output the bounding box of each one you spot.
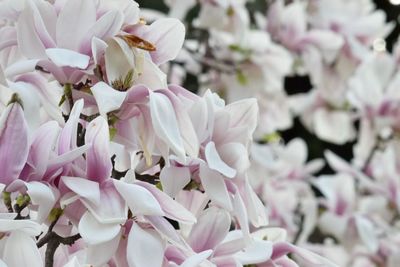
[0,100,29,186]
[24,121,59,181]
[85,116,112,183]
[188,206,230,252]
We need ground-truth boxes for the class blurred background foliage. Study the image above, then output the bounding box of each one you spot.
[136,0,400,173]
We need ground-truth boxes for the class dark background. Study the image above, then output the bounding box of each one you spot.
[136,0,400,170]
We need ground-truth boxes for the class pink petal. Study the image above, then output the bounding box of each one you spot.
[0,100,29,186]
[85,117,112,183]
[24,121,59,181]
[188,207,230,252]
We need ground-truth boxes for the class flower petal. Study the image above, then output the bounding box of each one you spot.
[113,180,164,216]
[3,231,42,267]
[78,211,121,245]
[45,48,90,69]
[85,117,112,183]
[0,100,29,186]
[199,163,232,211]
[205,142,236,178]
[91,82,126,117]
[56,0,96,50]
[149,91,185,160]
[160,165,191,197]
[127,223,165,267]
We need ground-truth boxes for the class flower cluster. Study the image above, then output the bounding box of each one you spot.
[0,0,340,266]
[155,0,400,266]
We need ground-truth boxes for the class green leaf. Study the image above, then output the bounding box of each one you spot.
[236,71,248,85]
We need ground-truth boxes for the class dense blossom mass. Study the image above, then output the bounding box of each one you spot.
[0,0,397,266]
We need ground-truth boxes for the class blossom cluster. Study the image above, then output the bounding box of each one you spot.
[154,0,400,266]
[0,0,341,266]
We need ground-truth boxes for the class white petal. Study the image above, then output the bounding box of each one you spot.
[0,219,41,236]
[205,142,236,178]
[149,92,185,160]
[78,211,121,245]
[199,164,232,211]
[127,223,165,267]
[46,48,90,69]
[26,182,57,224]
[86,229,122,266]
[180,250,213,267]
[3,231,42,267]
[56,0,96,50]
[235,239,273,265]
[160,166,190,197]
[355,215,379,252]
[113,180,164,216]
[91,82,126,117]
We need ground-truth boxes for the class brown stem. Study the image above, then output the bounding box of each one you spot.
[39,231,81,267]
